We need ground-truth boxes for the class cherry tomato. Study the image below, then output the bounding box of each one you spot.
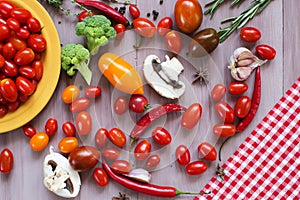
[75,111,92,135]
[0,93,7,104]
[16,76,35,96]
[165,30,182,54]
[31,60,43,81]
[77,10,94,22]
[185,161,207,175]
[29,132,49,151]
[0,18,6,25]
[22,125,36,138]
[45,118,58,136]
[69,97,90,113]
[174,0,203,34]
[0,78,18,102]
[6,18,20,31]
[211,84,226,101]
[240,27,261,42]
[114,96,128,115]
[0,148,13,173]
[0,1,15,18]
[93,167,109,187]
[84,86,101,98]
[0,24,10,41]
[2,42,16,60]
[181,103,202,130]
[102,147,119,160]
[228,81,248,95]
[2,60,18,77]
[198,142,217,161]
[0,54,4,68]
[175,145,190,166]
[11,8,32,23]
[58,137,78,154]
[129,4,140,19]
[134,140,151,160]
[27,34,47,52]
[19,66,36,79]
[111,160,130,174]
[133,18,156,38]
[129,94,149,113]
[256,44,276,60]
[0,105,8,118]
[235,96,251,118]
[213,123,236,137]
[27,17,41,33]
[145,154,160,169]
[107,128,126,148]
[157,17,173,36]
[7,34,27,50]
[94,128,108,148]
[18,93,28,103]
[14,48,35,66]
[7,99,20,111]
[62,85,80,104]
[114,23,126,40]
[152,127,172,146]
[62,121,76,137]
[16,28,30,39]
[215,101,235,123]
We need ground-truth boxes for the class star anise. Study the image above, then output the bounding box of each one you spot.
[216,164,226,181]
[192,67,209,85]
[112,192,130,200]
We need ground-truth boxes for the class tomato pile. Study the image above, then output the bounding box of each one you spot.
[0,1,47,117]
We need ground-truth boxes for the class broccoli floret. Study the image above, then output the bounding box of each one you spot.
[75,15,117,55]
[61,44,92,85]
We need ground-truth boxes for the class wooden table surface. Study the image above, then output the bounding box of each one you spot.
[1,0,299,199]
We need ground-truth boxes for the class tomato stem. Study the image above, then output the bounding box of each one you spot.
[218,135,233,162]
[176,189,211,195]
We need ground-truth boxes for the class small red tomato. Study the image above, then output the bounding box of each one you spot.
[0,1,15,18]
[152,127,172,146]
[77,10,94,22]
[7,33,27,51]
[94,128,108,148]
[76,111,92,135]
[16,76,35,96]
[235,96,251,118]
[256,44,276,60]
[27,34,47,52]
[114,96,128,115]
[145,154,160,169]
[102,147,119,160]
[157,17,173,36]
[11,8,32,23]
[0,148,14,173]
[7,99,20,111]
[133,18,156,38]
[0,105,8,118]
[19,66,36,79]
[186,161,207,175]
[114,23,126,40]
[62,85,80,104]
[6,18,20,31]
[198,142,217,161]
[165,30,182,54]
[211,84,226,101]
[2,42,16,60]
[29,132,49,151]
[45,118,58,136]
[0,78,18,102]
[58,137,78,154]
[129,94,150,113]
[14,48,35,66]
[93,167,109,187]
[69,97,90,113]
[62,121,76,137]
[22,125,36,138]
[175,145,190,166]
[215,101,235,123]
[181,103,202,130]
[31,60,44,81]
[129,4,140,19]
[240,27,261,42]
[134,140,151,160]
[111,160,130,174]
[228,81,248,95]
[27,17,41,33]
[0,24,10,41]
[213,123,236,137]
[84,86,101,98]
[107,128,126,147]
[2,60,18,77]
[18,93,28,103]
[16,28,30,39]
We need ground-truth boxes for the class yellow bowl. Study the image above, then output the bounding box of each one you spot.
[0,0,61,133]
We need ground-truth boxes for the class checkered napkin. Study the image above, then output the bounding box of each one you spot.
[196,77,300,200]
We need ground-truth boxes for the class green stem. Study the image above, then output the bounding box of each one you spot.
[176,189,211,195]
[218,136,232,162]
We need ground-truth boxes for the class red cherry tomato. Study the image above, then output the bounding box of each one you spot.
[0,1,15,18]
[240,27,261,42]
[84,86,101,98]
[58,137,78,154]
[2,60,18,77]
[22,125,36,138]
[213,123,236,137]
[0,78,18,102]
[114,23,126,40]
[0,148,14,173]
[175,145,190,166]
[129,94,149,113]
[198,142,217,161]
[11,8,32,23]
[45,118,58,137]
[14,48,35,66]
[228,81,248,95]
[211,84,226,101]
[107,128,126,147]
[16,76,35,96]
[152,127,172,146]
[129,4,140,19]
[0,105,8,118]
[157,17,173,36]
[133,18,156,38]
[93,167,109,187]
[78,10,94,22]
[134,140,151,160]
[181,103,202,130]
[2,42,16,60]
[75,111,92,135]
[165,30,182,54]
[215,101,235,123]
[235,96,251,118]
[31,60,44,81]
[29,132,49,151]
[62,85,80,104]
[94,128,108,148]
[69,97,90,113]
[16,28,30,39]
[18,93,28,103]
[256,44,276,60]
[145,154,160,169]
[185,161,207,175]
[102,147,120,160]
[6,18,20,31]
[27,17,41,33]
[19,66,36,79]
[62,121,76,137]
[111,160,130,174]
[27,34,47,52]
[7,34,27,51]
[0,24,10,41]
[114,96,128,115]
[7,99,20,111]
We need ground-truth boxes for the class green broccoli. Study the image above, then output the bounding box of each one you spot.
[75,15,117,55]
[61,44,92,85]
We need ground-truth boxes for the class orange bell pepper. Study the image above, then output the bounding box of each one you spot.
[98,52,144,94]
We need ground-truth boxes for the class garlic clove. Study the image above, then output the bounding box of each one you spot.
[123,168,151,184]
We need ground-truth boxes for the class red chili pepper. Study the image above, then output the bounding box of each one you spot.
[102,160,198,197]
[76,0,129,25]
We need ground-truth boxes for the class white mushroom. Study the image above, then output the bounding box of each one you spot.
[143,55,185,99]
[43,146,81,198]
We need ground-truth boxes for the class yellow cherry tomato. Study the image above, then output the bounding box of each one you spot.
[62,85,80,104]
[58,137,78,154]
[29,132,49,152]
[98,52,144,94]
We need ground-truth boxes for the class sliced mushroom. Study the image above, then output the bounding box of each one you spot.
[43,146,81,198]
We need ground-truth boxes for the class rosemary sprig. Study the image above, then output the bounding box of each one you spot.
[204,0,246,17]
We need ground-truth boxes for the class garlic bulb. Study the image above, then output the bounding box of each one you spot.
[228,47,267,81]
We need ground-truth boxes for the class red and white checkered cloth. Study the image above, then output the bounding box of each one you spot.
[196,77,300,200]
